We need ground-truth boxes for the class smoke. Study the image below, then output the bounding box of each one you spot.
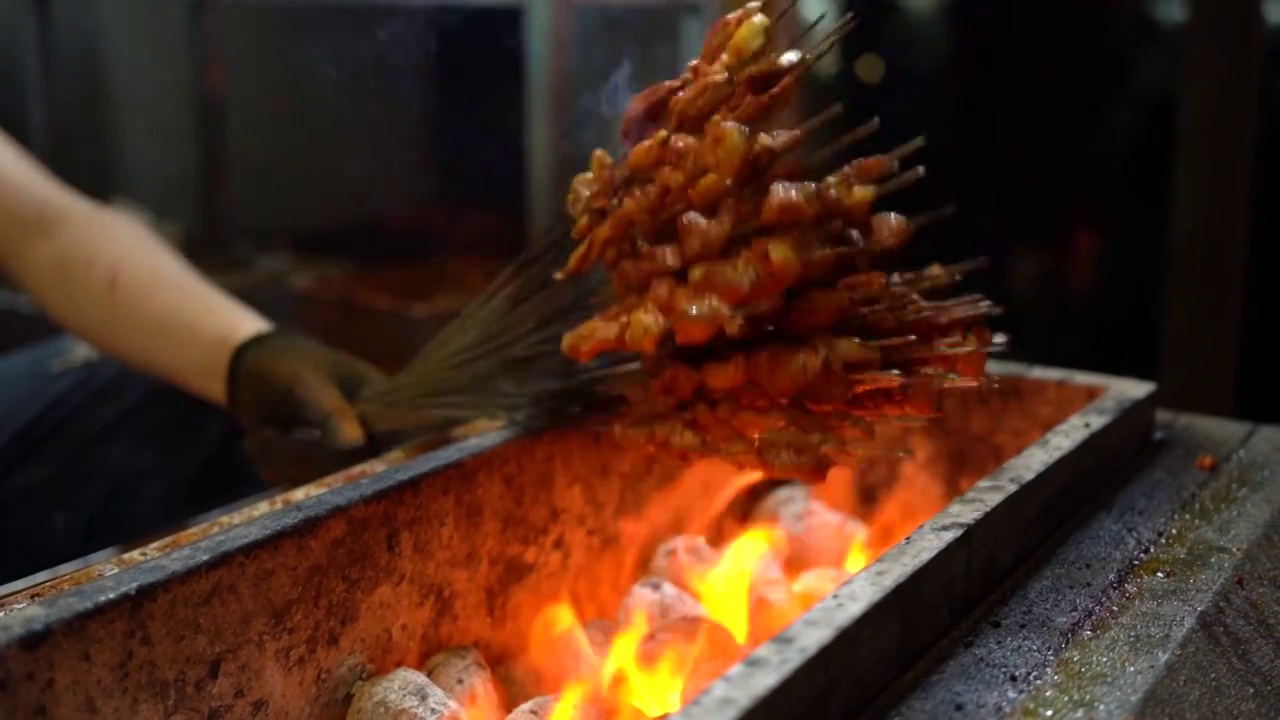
[567,56,643,158]
[594,58,636,121]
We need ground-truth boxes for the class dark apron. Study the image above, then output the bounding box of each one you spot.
[0,335,268,584]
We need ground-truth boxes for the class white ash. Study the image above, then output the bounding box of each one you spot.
[617,576,708,625]
[422,646,504,719]
[650,535,721,589]
[347,667,464,720]
[750,483,866,570]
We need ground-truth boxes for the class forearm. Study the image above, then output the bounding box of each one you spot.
[0,132,392,478]
[0,131,274,406]
[7,202,274,406]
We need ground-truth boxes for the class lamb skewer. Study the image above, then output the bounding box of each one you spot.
[550,2,1004,474]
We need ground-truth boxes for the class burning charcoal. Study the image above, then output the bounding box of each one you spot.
[750,483,867,571]
[750,546,791,592]
[506,695,608,720]
[650,534,722,589]
[422,646,505,719]
[347,667,464,720]
[654,528,798,647]
[650,533,790,611]
[506,696,557,720]
[525,603,610,694]
[583,618,618,658]
[637,616,743,704]
[746,556,800,647]
[493,662,540,710]
[792,566,853,609]
[617,576,709,625]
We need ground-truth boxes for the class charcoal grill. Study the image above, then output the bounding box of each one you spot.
[0,361,1156,720]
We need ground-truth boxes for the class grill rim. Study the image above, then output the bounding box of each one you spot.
[0,361,1154,678]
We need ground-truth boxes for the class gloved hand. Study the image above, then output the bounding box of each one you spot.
[227,329,388,485]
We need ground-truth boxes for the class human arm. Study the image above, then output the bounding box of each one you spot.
[0,129,272,406]
[0,129,384,450]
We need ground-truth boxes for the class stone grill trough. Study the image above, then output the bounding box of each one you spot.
[0,361,1156,720]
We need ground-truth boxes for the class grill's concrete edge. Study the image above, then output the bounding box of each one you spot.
[875,412,1280,720]
[1014,421,1280,719]
[677,363,1158,720]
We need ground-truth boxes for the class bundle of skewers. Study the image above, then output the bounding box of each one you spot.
[357,236,611,437]
[554,1,1004,480]
[355,0,1003,482]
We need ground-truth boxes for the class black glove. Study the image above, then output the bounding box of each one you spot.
[227,330,387,486]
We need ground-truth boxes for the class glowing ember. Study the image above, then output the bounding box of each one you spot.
[549,684,590,720]
[844,536,871,574]
[466,696,505,720]
[527,603,603,691]
[528,466,879,720]
[602,613,682,717]
[688,527,786,645]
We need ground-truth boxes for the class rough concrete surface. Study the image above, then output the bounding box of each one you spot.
[876,413,1280,720]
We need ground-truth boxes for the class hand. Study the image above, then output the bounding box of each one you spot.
[227,330,387,485]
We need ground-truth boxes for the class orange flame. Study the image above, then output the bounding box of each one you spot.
[528,602,602,693]
[688,526,785,644]
[843,535,871,574]
[602,612,685,717]
[517,378,1099,719]
[534,506,873,719]
[549,682,592,720]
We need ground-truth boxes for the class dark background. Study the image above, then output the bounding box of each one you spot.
[0,0,1273,419]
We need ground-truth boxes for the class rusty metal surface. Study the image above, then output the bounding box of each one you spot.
[675,364,1156,720]
[0,364,1126,720]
